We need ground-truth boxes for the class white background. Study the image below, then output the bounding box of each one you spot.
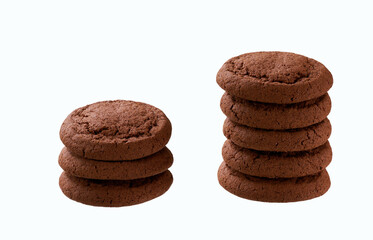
[1,0,372,239]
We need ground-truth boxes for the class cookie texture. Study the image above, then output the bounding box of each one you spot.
[217,52,333,104]
[59,170,173,207]
[60,100,172,161]
[221,92,331,130]
[222,140,332,178]
[59,147,173,180]
[218,162,330,202]
[223,118,331,152]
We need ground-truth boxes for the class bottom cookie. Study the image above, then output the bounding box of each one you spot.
[59,170,173,207]
[218,162,330,202]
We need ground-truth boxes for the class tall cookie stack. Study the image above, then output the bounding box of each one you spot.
[58,100,173,207]
[217,52,333,202]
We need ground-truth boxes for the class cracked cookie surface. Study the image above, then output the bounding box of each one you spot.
[217,52,333,104]
[223,118,331,152]
[222,140,332,178]
[217,162,330,202]
[59,170,173,207]
[221,92,331,130]
[59,147,173,180]
[60,100,172,160]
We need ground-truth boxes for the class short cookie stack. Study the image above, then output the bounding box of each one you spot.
[217,52,333,202]
[58,100,173,207]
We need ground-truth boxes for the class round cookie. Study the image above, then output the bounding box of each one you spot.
[217,52,333,104]
[58,147,173,180]
[218,162,330,202]
[59,170,173,207]
[60,100,172,161]
[220,92,331,130]
[223,118,331,152]
[222,140,332,178]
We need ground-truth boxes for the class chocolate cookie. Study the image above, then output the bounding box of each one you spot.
[60,100,172,161]
[59,170,173,207]
[218,162,330,202]
[217,52,333,104]
[220,92,331,130]
[58,147,173,180]
[222,140,332,178]
[223,118,331,152]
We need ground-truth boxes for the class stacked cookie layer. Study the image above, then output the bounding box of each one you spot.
[217,52,333,202]
[58,100,173,207]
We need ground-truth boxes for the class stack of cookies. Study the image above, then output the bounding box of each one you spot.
[216,52,333,202]
[58,100,173,207]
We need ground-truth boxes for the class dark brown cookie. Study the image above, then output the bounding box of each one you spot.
[58,147,173,180]
[223,118,331,152]
[217,162,330,202]
[217,52,333,104]
[60,100,172,161]
[222,140,332,178]
[220,92,331,130]
[59,170,173,207]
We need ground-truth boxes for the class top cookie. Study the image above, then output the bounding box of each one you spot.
[60,100,172,161]
[217,52,333,103]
